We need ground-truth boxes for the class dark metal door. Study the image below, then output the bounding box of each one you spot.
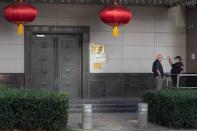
[31,34,55,90]
[30,34,82,98]
[57,35,81,97]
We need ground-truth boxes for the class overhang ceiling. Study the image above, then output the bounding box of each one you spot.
[0,0,196,7]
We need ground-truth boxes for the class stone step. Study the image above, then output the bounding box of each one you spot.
[69,98,141,113]
[70,99,140,104]
[69,108,137,113]
[70,104,137,109]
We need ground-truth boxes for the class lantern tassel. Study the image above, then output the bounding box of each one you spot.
[17,24,24,35]
[112,25,119,37]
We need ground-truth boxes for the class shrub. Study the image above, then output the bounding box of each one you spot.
[0,84,9,91]
[143,89,197,129]
[0,88,69,131]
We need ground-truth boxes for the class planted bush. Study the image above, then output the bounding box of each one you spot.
[0,88,69,131]
[143,89,197,129]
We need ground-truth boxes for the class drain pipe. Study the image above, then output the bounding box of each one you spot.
[82,104,93,130]
[138,103,148,128]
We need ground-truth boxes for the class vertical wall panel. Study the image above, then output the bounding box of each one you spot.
[186,8,197,72]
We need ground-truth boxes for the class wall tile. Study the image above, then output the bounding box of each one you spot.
[0,45,24,59]
[31,17,58,25]
[58,17,90,26]
[58,17,118,32]
[155,20,185,33]
[123,46,154,59]
[123,60,153,73]
[35,4,58,18]
[90,32,123,45]
[155,33,186,46]
[57,4,101,18]
[155,47,186,60]
[0,59,24,73]
[0,17,16,31]
[105,46,122,59]
[129,6,155,19]
[123,33,154,46]
[123,19,154,33]
[123,59,185,73]
[154,7,185,20]
[0,31,23,44]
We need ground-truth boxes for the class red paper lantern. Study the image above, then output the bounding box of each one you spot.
[4,2,37,35]
[100,4,132,37]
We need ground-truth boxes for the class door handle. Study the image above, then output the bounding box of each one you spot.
[66,82,70,86]
[42,81,46,87]
[66,68,70,73]
[41,56,46,61]
[66,56,70,60]
[42,68,47,74]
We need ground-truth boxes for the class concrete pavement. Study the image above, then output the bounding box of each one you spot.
[68,113,195,131]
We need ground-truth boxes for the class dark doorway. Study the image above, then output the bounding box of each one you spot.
[25,26,89,98]
[30,34,82,97]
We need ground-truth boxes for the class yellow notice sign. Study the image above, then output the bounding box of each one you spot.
[93,63,103,70]
[91,44,104,54]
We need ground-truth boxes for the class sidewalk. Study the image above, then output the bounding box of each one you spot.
[68,113,195,131]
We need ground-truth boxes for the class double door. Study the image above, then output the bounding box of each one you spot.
[29,34,82,98]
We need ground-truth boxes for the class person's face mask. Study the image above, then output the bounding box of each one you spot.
[174,59,180,63]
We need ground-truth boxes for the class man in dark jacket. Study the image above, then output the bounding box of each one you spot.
[167,56,184,87]
[152,54,164,90]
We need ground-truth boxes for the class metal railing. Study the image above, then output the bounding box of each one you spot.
[165,74,197,88]
[177,74,197,88]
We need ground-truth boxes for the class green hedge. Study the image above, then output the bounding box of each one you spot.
[143,89,197,129]
[0,88,69,130]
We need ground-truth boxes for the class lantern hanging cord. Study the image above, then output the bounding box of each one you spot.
[15,0,25,3]
[113,0,118,5]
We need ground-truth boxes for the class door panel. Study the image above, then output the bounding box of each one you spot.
[57,35,81,97]
[31,35,55,90]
